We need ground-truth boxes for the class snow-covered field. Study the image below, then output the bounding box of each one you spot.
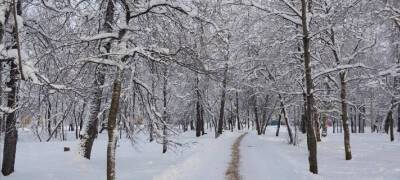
[0,130,240,180]
[1,127,400,180]
[242,128,400,180]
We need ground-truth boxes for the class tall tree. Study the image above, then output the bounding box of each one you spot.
[2,0,22,175]
[300,0,318,174]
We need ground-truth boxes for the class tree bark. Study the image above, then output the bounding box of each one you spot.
[397,105,400,133]
[1,61,18,176]
[217,63,228,137]
[340,72,352,160]
[253,96,261,135]
[300,0,318,173]
[314,109,321,142]
[162,66,168,153]
[107,71,122,180]
[79,0,114,159]
[79,68,105,158]
[385,108,395,142]
[275,112,282,136]
[195,74,202,137]
[236,91,241,131]
[2,0,21,175]
[280,95,293,144]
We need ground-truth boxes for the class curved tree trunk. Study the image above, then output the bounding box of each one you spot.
[79,0,114,159]
[79,71,105,159]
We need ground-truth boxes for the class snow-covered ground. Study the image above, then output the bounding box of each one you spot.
[1,127,400,180]
[241,127,400,180]
[0,130,241,180]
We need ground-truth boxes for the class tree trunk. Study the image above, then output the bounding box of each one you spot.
[47,96,52,137]
[275,112,282,136]
[236,91,240,131]
[280,95,293,144]
[397,104,400,132]
[359,106,365,133]
[385,109,395,142]
[195,75,202,137]
[314,110,321,142]
[1,62,18,176]
[300,0,318,173]
[107,71,122,180]
[200,104,205,135]
[79,47,107,157]
[253,96,261,135]
[2,0,21,175]
[80,0,115,159]
[162,66,168,153]
[217,63,228,137]
[340,72,352,160]
[247,108,250,129]
[301,93,307,134]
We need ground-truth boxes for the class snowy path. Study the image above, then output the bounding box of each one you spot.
[240,132,316,180]
[2,129,400,180]
[154,132,242,180]
[225,132,248,180]
[1,131,242,180]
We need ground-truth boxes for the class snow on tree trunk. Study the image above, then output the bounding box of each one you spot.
[2,0,20,175]
[79,71,105,159]
[80,0,114,159]
[1,61,18,176]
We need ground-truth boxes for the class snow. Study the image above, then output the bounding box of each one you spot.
[1,128,400,180]
[0,106,17,113]
[312,63,370,80]
[1,131,240,180]
[22,61,40,84]
[241,127,400,180]
[80,33,119,41]
[41,0,74,13]
[16,15,23,31]
[249,1,302,25]
[154,132,239,180]
[0,0,10,27]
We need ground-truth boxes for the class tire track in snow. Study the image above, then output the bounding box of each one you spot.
[225,132,248,180]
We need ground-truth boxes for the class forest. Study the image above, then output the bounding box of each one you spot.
[0,0,400,180]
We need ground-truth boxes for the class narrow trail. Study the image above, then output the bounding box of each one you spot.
[225,132,248,180]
